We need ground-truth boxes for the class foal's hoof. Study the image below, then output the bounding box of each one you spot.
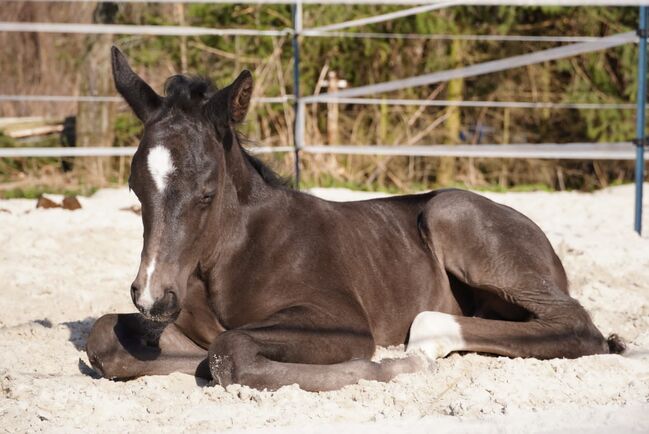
[607,334,626,354]
[209,353,235,386]
[87,352,105,378]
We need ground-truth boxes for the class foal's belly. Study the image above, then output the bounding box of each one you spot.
[352,243,462,347]
[310,197,465,347]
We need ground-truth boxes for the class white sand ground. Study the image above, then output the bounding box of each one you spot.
[1,185,649,433]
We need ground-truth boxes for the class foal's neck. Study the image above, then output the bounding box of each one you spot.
[201,131,283,271]
[222,130,278,205]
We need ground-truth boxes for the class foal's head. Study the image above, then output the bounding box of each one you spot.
[111,47,253,320]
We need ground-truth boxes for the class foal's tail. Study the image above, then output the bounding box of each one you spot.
[607,333,626,354]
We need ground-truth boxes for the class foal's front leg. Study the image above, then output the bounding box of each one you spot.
[86,313,210,380]
[207,307,425,391]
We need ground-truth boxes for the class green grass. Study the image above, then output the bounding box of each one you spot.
[461,183,554,193]
[299,178,555,194]
[299,178,407,194]
[1,185,98,199]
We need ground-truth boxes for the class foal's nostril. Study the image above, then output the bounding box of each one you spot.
[130,284,140,304]
[164,288,178,308]
[164,288,177,301]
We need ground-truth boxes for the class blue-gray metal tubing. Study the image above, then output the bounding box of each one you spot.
[635,6,647,234]
[291,3,301,188]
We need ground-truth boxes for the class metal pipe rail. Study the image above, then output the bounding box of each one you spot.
[299,31,609,42]
[12,0,649,5]
[635,6,648,233]
[0,146,295,158]
[0,22,624,44]
[0,95,634,110]
[302,142,637,160]
[0,22,289,37]
[302,32,637,102]
[0,143,635,160]
[302,97,636,110]
[0,95,292,104]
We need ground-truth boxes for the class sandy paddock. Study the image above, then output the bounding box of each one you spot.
[1,184,649,433]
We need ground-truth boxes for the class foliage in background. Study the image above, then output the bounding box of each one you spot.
[0,4,644,193]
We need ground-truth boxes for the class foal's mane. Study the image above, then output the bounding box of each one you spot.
[239,139,292,188]
[163,74,291,189]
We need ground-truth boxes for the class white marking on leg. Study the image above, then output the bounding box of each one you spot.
[147,146,175,192]
[139,258,156,310]
[407,311,466,360]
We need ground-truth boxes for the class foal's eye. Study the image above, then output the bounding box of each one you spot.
[199,193,215,206]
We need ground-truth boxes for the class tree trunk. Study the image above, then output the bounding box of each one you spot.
[75,2,117,185]
[175,4,188,72]
[327,71,340,145]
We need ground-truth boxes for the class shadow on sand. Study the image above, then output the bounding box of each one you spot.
[62,317,101,378]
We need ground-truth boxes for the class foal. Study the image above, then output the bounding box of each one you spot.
[86,47,623,391]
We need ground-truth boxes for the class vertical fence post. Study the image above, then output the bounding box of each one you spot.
[635,6,647,234]
[292,2,303,189]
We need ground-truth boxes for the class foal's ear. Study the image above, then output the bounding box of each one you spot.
[206,70,253,127]
[228,70,253,124]
[111,46,162,122]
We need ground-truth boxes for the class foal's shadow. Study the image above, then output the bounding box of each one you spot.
[62,317,102,379]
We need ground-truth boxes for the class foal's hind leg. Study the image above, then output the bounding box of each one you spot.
[408,300,613,360]
[208,306,425,391]
[411,190,620,360]
[86,313,209,380]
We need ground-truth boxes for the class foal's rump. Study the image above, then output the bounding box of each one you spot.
[419,188,569,302]
[410,189,617,359]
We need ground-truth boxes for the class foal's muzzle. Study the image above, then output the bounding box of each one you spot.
[131,284,180,321]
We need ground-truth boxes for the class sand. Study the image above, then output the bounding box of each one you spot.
[1,184,649,433]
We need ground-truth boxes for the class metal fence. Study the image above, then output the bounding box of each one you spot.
[1,0,647,233]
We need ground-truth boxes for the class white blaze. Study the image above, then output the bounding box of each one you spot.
[138,146,173,311]
[147,146,175,192]
[407,311,466,360]
[139,258,156,310]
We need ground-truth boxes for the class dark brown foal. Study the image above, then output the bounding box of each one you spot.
[86,47,623,392]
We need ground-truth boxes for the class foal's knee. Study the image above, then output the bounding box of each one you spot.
[86,314,123,379]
